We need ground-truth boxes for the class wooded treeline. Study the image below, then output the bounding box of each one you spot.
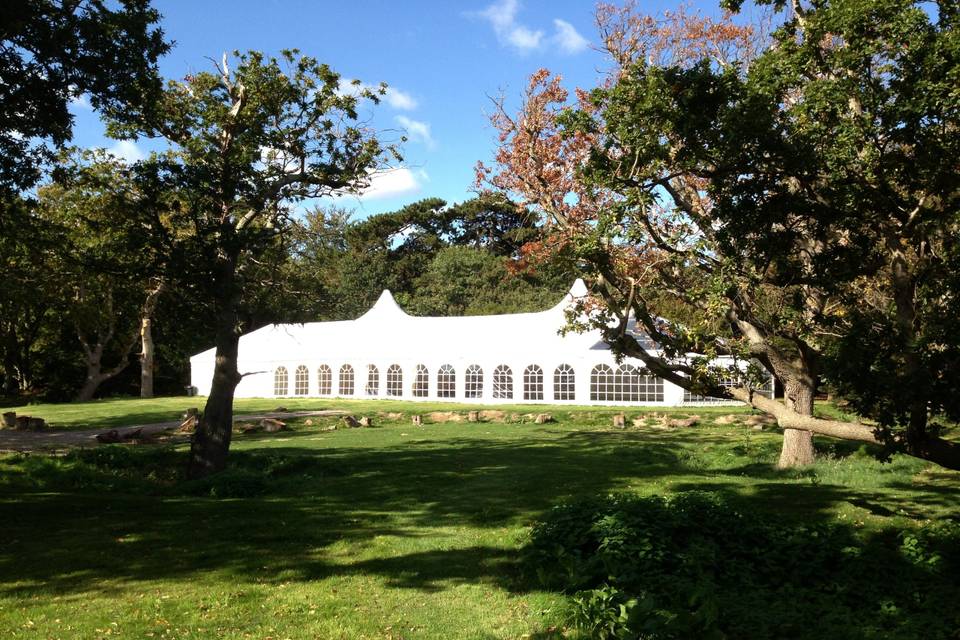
[1,187,570,402]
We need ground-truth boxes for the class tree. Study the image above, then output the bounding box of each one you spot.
[114,51,399,477]
[480,0,960,469]
[0,0,169,195]
[37,150,159,401]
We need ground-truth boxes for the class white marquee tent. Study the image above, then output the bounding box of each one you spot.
[190,280,760,405]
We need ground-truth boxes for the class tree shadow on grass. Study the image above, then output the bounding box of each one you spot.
[0,425,956,603]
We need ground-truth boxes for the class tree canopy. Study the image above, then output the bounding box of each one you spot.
[480,0,960,469]
[0,0,169,195]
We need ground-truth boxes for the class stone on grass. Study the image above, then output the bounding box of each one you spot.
[28,417,46,431]
[534,413,553,424]
[358,416,372,427]
[412,415,423,426]
[15,416,31,430]
[343,415,362,428]
[467,411,479,422]
[303,418,314,426]
[714,414,741,425]
[428,411,463,423]
[612,413,626,428]
[479,410,505,422]
[2,412,16,429]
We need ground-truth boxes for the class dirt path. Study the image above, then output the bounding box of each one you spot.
[0,410,348,452]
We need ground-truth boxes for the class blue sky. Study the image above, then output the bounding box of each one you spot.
[69,0,686,219]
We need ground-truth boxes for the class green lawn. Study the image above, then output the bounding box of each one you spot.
[0,399,957,638]
[3,395,754,431]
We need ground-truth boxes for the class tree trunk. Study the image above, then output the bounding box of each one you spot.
[188,263,242,480]
[139,282,164,399]
[778,378,816,468]
[140,315,155,398]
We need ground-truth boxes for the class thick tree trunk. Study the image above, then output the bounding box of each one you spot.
[188,321,241,479]
[778,378,816,469]
[188,263,242,480]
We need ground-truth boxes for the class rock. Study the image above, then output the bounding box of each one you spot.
[303,418,314,426]
[260,418,287,432]
[508,413,522,423]
[15,416,31,430]
[380,412,404,420]
[479,410,505,422]
[122,428,143,440]
[28,417,46,431]
[632,418,646,428]
[534,413,553,424]
[467,411,479,422]
[358,416,372,427]
[2,412,16,429]
[273,406,289,412]
[744,414,777,426]
[714,414,741,425]
[428,411,463,423]
[321,425,337,432]
[343,415,362,428]
[667,415,700,428]
[239,423,262,434]
[752,425,764,431]
[612,413,626,428]
[412,415,423,426]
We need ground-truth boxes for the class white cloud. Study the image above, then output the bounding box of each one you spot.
[105,140,145,163]
[337,79,418,111]
[351,167,426,201]
[552,19,589,54]
[395,115,436,149]
[473,1,588,55]
[384,88,417,111]
[475,0,543,52]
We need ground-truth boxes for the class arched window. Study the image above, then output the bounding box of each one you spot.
[317,365,332,395]
[386,364,403,396]
[553,364,575,401]
[294,365,309,395]
[274,366,288,396]
[465,364,484,398]
[413,364,429,397]
[437,364,456,398]
[523,365,543,400]
[339,364,354,396]
[493,364,513,399]
[590,364,615,401]
[635,367,664,402]
[365,364,379,396]
[616,364,641,402]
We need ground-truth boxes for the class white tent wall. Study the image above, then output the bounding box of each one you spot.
[189,280,757,406]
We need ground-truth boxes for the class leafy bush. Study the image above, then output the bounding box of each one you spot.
[525,492,960,639]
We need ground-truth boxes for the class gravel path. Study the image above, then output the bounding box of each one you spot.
[0,410,348,452]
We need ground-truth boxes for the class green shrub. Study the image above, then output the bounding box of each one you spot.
[525,492,960,639]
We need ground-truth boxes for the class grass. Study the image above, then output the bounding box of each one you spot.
[2,395,753,431]
[0,399,957,638]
